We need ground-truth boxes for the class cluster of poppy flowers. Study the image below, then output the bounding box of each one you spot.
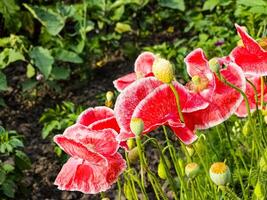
[53,24,267,194]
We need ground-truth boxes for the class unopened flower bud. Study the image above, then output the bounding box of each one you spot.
[242,120,252,136]
[157,156,171,179]
[152,57,174,84]
[106,91,114,102]
[127,138,135,150]
[208,58,220,74]
[259,149,267,172]
[186,145,195,157]
[128,147,139,164]
[209,162,231,186]
[185,162,200,178]
[130,118,144,136]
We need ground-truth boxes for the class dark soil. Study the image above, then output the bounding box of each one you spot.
[0,59,133,200]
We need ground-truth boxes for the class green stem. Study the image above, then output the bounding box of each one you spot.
[169,83,185,122]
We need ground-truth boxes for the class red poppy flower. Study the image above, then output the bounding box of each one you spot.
[235,76,267,117]
[54,107,126,194]
[113,52,155,91]
[230,24,267,76]
[114,49,245,144]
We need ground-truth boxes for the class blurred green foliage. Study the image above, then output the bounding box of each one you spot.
[0,126,31,198]
[0,0,266,96]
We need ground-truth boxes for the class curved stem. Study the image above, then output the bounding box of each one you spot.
[169,83,185,122]
[261,76,264,109]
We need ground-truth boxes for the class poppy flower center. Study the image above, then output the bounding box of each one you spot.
[188,75,209,93]
[210,162,228,174]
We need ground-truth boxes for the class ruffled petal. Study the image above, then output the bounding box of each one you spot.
[132,82,188,133]
[114,77,162,138]
[54,155,126,194]
[184,48,210,77]
[77,106,114,127]
[134,52,155,75]
[184,63,246,129]
[54,135,106,166]
[113,73,137,92]
[89,116,120,133]
[230,24,267,76]
[235,76,261,117]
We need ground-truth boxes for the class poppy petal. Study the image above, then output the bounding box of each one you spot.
[184,48,210,77]
[134,52,155,75]
[89,116,120,133]
[132,82,188,134]
[184,63,246,129]
[230,24,267,76]
[77,106,114,127]
[114,77,162,138]
[113,73,137,92]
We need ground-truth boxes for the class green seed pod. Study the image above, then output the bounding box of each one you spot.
[254,181,264,199]
[185,162,200,178]
[209,162,231,186]
[157,156,171,179]
[128,147,139,164]
[126,138,135,150]
[130,118,144,136]
[242,120,252,136]
[123,183,132,200]
[208,58,220,74]
[152,57,174,84]
[186,145,195,157]
[259,149,267,172]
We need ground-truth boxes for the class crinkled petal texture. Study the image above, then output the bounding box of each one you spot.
[184,63,246,129]
[230,24,267,76]
[235,76,267,117]
[114,77,162,140]
[183,48,216,112]
[54,153,126,194]
[54,124,119,162]
[134,52,155,75]
[132,82,197,144]
[113,52,156,91]
[113,73,137,92]
[77,106,120,132]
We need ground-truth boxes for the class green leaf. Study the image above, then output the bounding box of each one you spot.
[26,63,35,78]
[158,0,185,11]
[54,49,83,63]
[0,71,7,91]
[2,180,16,198]
[237,0,267,7]
[51,66,70,80]
[2,164,15,173]
[15,150,31,170]
[115,22,132,33]
[0,97,6,107]
[203,0,220,10]
[42,120,60,139]
[0,168,6,185]
[23,4,65,35]
[29,47,54,78]
[21,79,38,91]
[9,138,24,148]
[0,48,25,69]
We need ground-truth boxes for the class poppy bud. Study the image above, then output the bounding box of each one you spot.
[242,120,252,136]
[208,58,220,74]
[259,149,267,172]
[106,91,114,102]
[130,118,144,136]
[209,162,231,186]
[152,57,174,84]
[127,138,135,150]
[157,156,171,179]
[185,162,200,178]
[128,147,139,164]
[186,145,195,157]
[254,181,264,199]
